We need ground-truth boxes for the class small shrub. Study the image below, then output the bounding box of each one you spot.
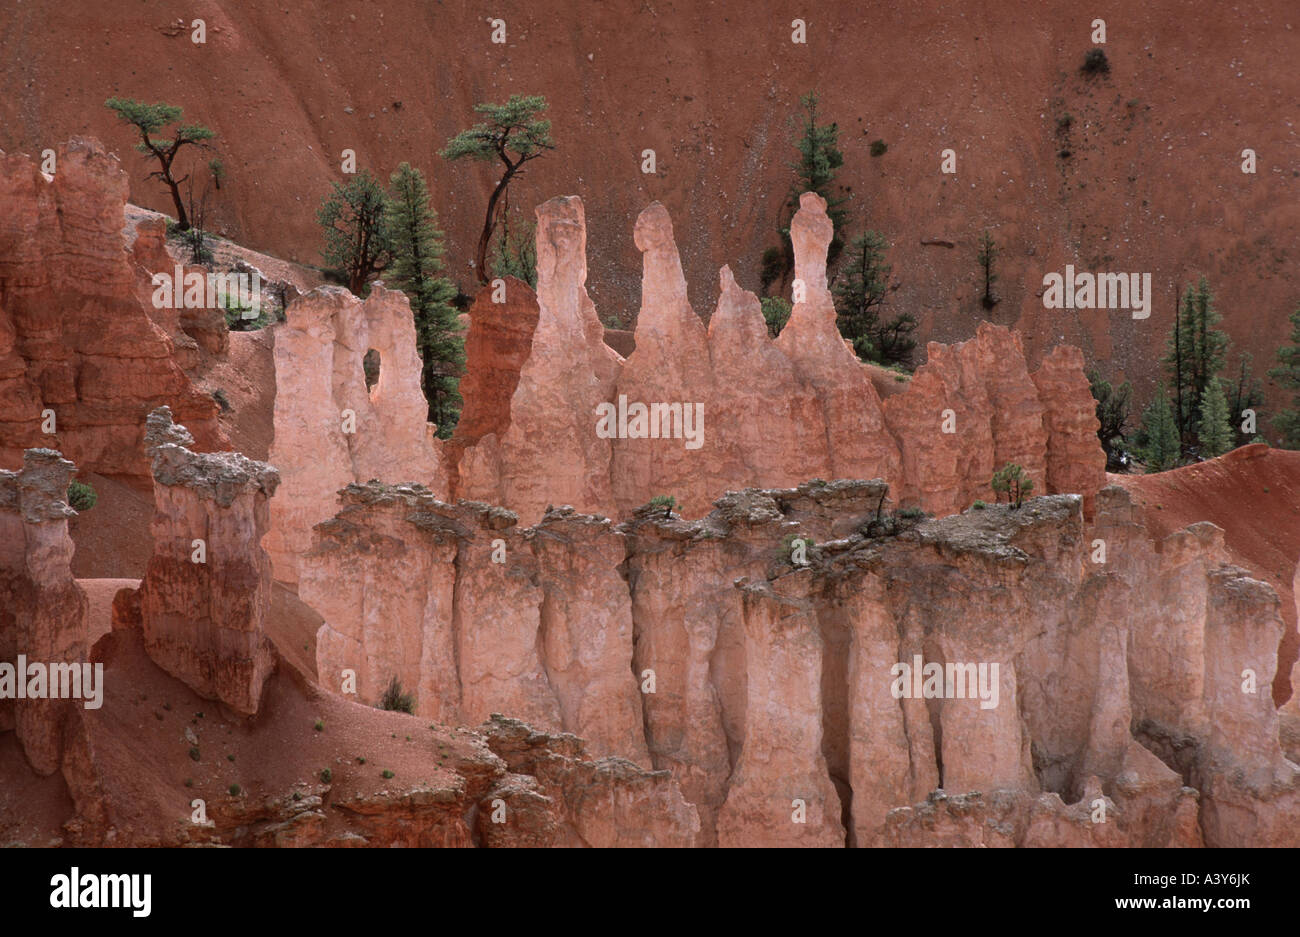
[972,500,987,510]
[869,139,888,157]
[228,783,241,796]
[760,246,787,291]
[319,768,332,783]
[647,494,678,518]
[1058,148,1072,159]
[1055,112,1073,131]
[357,756,366,764]
[381,769,394,779]
[379,676,415,715]
[898,506,926,520]
[291,791,302,801]
[760,297,792,338]
[67,480,97,512]
[1082,47,1110,75]
[212,388,232,412]
[184,778,194,788]
[991,462,1034,508]
[188,746,201,762]
[226,753,235,763]
[314,718,324,732]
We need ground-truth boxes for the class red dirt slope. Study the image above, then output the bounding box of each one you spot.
[1112,444,1300,705]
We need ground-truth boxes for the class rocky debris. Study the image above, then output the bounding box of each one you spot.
[0,448,88,774]
[134,407,279,715]
[0,139,226,477]
[480,715,698,847]
[266,284,446,585]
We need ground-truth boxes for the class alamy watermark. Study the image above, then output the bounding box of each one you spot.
[1042,264,1151,319]
[594,395,704,449]
[889,654,999,709]
[0,656,104,709]
[151,264,260,318]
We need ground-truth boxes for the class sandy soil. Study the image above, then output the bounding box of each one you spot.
[1113,444,1300,704]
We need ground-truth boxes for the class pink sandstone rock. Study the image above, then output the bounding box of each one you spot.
[135,407,279,715]
[0,448,88,775]
[1033,344,1106,516]
[266,284,445,585]
[610,202,716,517]
[0,139,226,477]
[717,574,846,847]
[776,193,902,488]
[481,197,621,520]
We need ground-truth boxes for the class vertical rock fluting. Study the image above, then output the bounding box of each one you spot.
[0,139,225,477]
[705,265,831,496]
[289,474,1297,846]
[266,284,445,585]
[300,487,648,764]
[716,575,846,847]
[0,449,88,775]
[136,407,279,716]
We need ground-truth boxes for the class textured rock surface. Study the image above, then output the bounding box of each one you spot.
[301,486,646,764]
[266,284,445,585]
[0,449,88,774]
[135,407,279,715]
[293,476,1299,847]
[1033,344,1107,516]
[0,140,226,476]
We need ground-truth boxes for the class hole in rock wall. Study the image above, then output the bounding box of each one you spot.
[363,348,381,393]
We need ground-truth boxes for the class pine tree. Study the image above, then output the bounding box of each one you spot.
[1197,376,1233,458]
[1137,384,1182,472]
[991,462,1034,508]
[1270,305,1300,447]
[385,162,464,437]
[440,94,554,285]
[1227,353,1265,447]
[1164,277,1228,447]
[105,98,215,230]
[773,90,849,277]
[318,170,393,295]
[1087,368,1132,469]
[833,231,889,358]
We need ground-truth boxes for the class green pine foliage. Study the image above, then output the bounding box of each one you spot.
[760,297,792,338]
[991,462,1034,508]
[440,95,554,285]
[832,232,915,367]
[1087,368,1132,469]
[1269,305,1300,447]
[1163,277,1229,448]
[385,162,464,437]
[1197,377,1234,458]
[1137,384,1182,472]
[105,97,216,231]
[317,170,393,295]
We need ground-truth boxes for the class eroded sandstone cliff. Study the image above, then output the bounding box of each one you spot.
[0,140,226,478]
[296,475,1299,847]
